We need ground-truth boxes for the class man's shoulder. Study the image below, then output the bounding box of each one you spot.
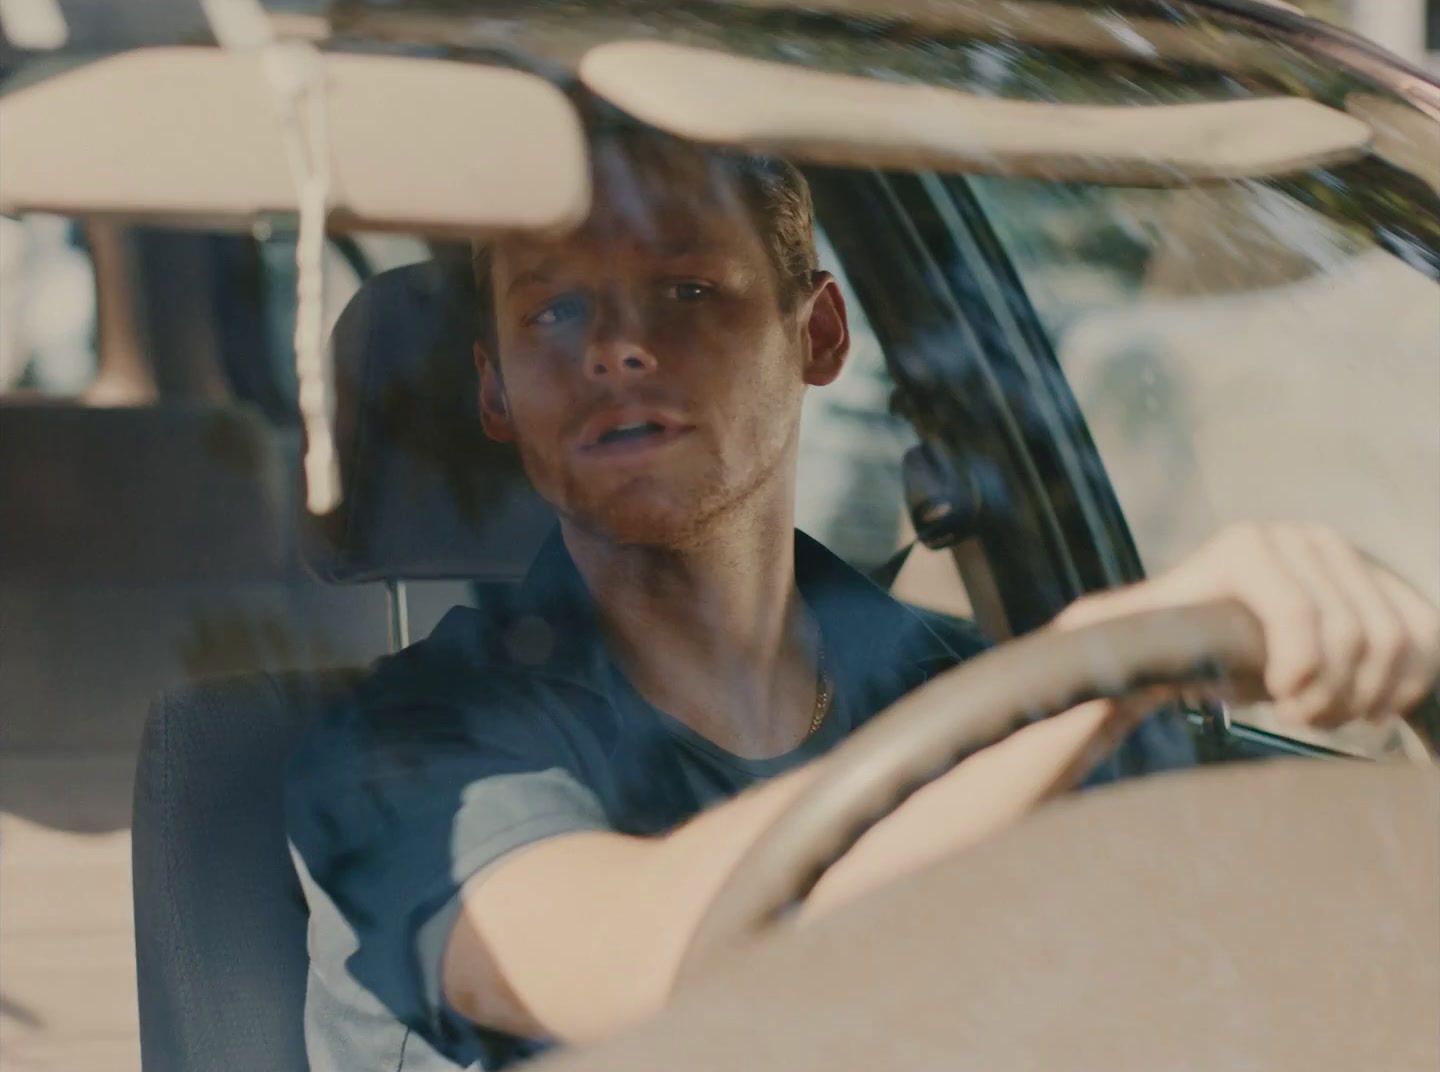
[324,603,525,712]
[354,583,595,704]
[285,600,590,792]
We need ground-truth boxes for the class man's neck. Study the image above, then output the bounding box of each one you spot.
[561,501,820,759]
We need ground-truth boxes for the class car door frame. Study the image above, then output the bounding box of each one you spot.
[811,166,1352,762]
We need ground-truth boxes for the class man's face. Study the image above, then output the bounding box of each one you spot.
[479,145,847,547]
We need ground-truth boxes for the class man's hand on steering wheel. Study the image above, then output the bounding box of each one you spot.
[1053,522,1440,730]
[682,522,1440,967]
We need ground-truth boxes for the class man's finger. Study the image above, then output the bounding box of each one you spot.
[1147,525,1325,715]
[1246,527,1362,728]
[1147,525,1317,704]
[1374,570,1440,717]
[1306,528,1410,722]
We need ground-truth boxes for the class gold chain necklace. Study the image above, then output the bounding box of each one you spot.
[805,636,833,739]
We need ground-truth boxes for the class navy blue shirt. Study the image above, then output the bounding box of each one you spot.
[285,529,1193,1069]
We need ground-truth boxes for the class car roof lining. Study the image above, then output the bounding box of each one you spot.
[0,47,592,236]
[579,40,1374,186]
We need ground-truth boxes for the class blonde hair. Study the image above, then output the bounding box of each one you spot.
[470,125,817,349]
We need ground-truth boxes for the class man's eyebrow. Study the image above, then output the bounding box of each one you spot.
[653,237,722,258]
[504,259,561,298]
[502,242,737,297]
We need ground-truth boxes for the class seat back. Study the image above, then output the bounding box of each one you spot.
[133,672,360,1072]
[0,213,407,753]
[0,402,293,585]
[132,261,552,1070]
[0,402,393,757]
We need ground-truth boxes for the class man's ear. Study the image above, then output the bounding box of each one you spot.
[475,341,514,443]
[800,272,850,388]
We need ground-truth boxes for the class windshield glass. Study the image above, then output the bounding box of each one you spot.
[971,171,1440,753]
[4,3,1439,1067]
[973,176,1440,599]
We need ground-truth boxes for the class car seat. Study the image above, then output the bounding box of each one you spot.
[131,258,555,1071]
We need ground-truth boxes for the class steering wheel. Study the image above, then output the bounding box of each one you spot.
[675,600,1433,982]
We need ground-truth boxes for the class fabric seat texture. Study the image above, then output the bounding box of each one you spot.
[133,672,360,1072]
[0,402,393,758]
[132,261,550,1070]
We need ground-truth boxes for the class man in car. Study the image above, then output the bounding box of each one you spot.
[286,122,1440,1071]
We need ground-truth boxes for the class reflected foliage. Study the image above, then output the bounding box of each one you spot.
[335,0,1375,108]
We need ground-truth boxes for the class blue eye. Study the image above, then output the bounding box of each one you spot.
[530,295,588,327]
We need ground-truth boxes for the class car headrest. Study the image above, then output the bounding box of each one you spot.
[302,260,555,583]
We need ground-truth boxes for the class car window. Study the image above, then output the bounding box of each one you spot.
[796,229,912,567]
[0,213,98,396]
[971,173,1440,752]
[797,229,978,618]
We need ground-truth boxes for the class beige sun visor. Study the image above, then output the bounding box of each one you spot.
[0,47,590,235]
[580,41,1372,184]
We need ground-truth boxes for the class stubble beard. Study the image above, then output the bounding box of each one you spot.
[515,422,796,552]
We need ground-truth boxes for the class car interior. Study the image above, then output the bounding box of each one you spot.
[2,1,1438,1067]
[125,161,1440,1066]
[131,256,558,1071]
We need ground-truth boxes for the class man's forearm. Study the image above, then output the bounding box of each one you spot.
[447,694,1138,1043]
[446,758,827,1042]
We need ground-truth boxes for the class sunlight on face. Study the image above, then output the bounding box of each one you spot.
[486,137,814,548]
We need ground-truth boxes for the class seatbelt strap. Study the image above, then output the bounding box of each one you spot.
[877,536,1013,644]
[869,540,916,591]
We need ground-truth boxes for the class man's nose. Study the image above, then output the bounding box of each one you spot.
[584,301,658,383]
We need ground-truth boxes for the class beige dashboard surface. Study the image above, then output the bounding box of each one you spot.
[535,759,1439,1072]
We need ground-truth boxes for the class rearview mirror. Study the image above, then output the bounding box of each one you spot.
[0,47,591,236]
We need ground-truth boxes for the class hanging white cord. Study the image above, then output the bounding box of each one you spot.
[201,0,341,514]
[264,42,342,514]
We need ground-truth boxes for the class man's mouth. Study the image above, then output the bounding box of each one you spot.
[578,409,694,457]
[596,421,668,446]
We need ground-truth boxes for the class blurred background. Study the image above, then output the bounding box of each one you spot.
[1298,0,1439,73]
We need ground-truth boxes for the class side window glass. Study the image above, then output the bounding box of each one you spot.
[972,175,1440,753]
[0,214,98,396]
[796,227,911,567]
[797,227,974,618]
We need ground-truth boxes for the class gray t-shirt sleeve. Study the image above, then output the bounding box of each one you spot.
[286,692,610,1067]
[412,768,608,1028]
